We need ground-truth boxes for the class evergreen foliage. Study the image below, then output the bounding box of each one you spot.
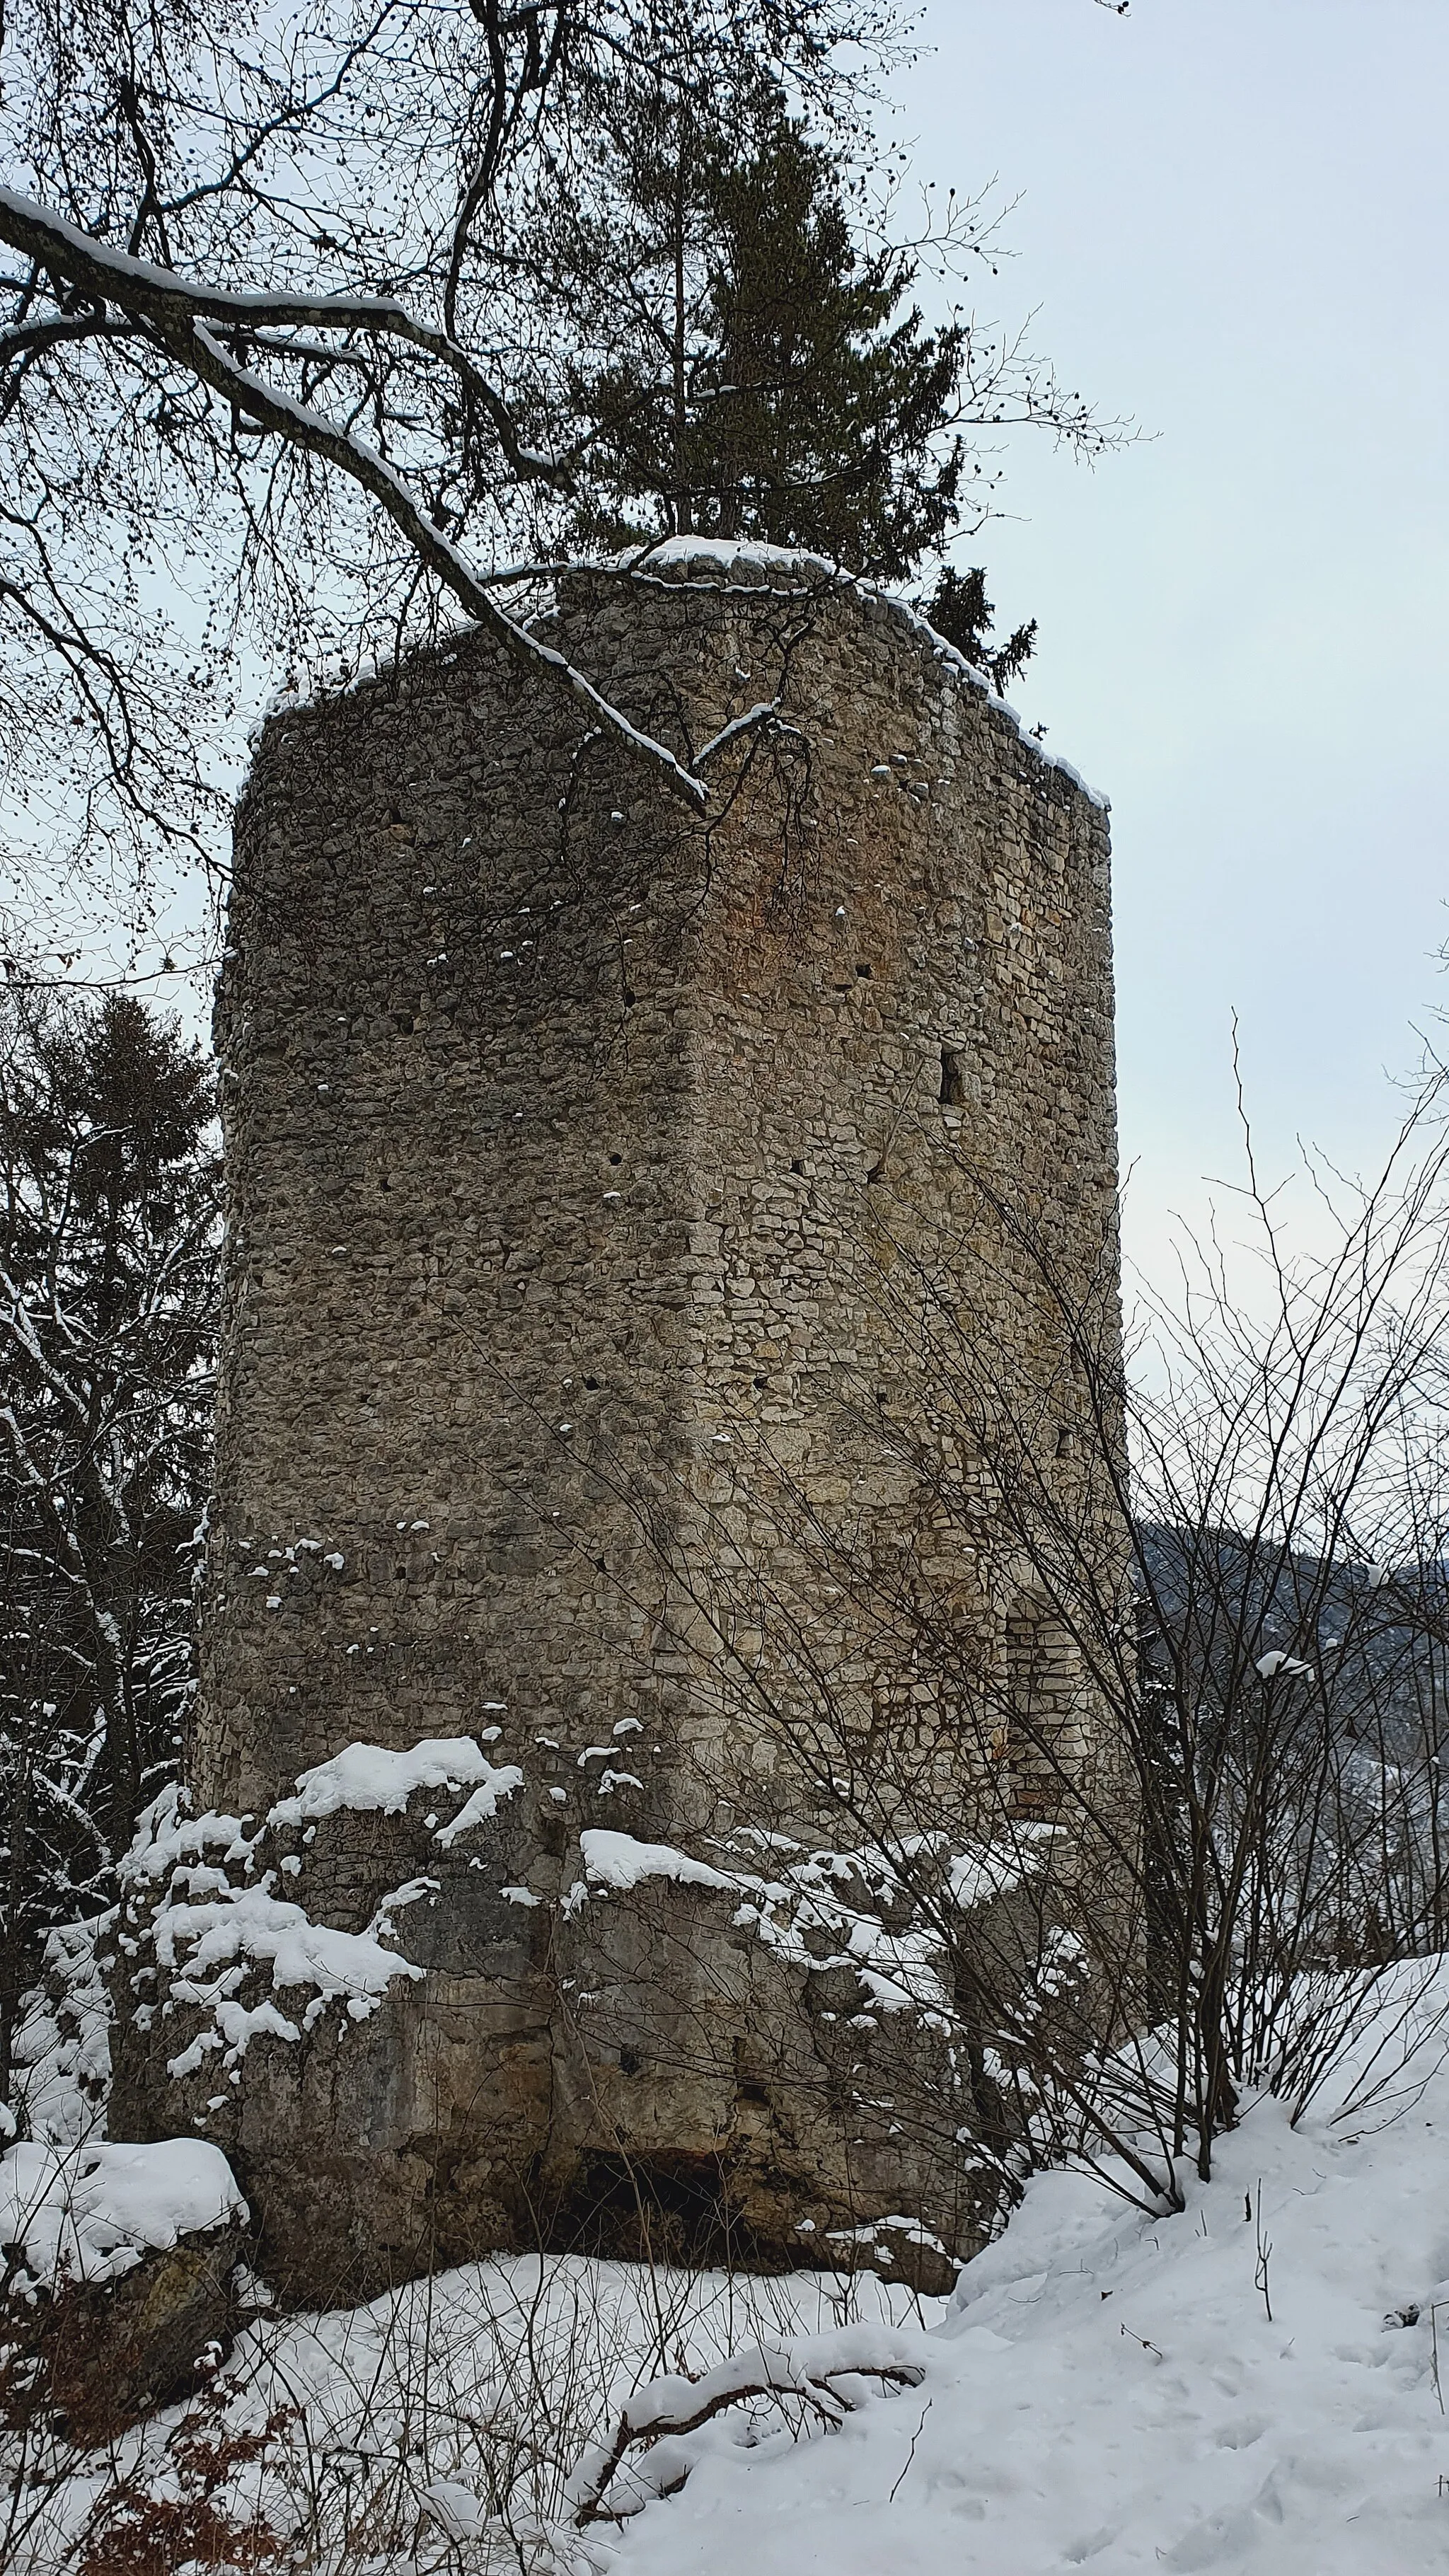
[920,564,1037,696]
[0,993,218,2094]
[564,97,971,579]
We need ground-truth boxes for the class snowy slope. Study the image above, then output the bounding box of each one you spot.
[611,1999,1449,2574]
[7,1952,1449,2572]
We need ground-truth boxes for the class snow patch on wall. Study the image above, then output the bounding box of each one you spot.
[112,1743,1063,2099]
[117,1733,522,2085]
[268,1737,522,1832]
[579,1830,737,1895]
[572,1825,1058,2032]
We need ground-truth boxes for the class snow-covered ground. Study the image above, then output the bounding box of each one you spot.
[2,2240,941,2571]
[608,1992,1449,2576]
[6,1960,1449,2572]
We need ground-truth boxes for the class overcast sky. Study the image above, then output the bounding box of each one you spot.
[897,0,1449,1285]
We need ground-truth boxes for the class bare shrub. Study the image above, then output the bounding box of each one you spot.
[3,2222,934,2573]
[565,1076,1449,2215]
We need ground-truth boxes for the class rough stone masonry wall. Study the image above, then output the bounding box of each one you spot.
[115,553,1125,2302]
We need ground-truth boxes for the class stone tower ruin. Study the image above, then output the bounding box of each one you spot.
[114,548,1126,2302]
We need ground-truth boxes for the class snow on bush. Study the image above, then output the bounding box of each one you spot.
[569,2319,932,2526]
[4,1915,115,2149]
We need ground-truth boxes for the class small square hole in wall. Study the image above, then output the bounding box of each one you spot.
[940,1049,966,1107]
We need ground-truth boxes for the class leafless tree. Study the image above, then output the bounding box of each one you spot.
[0,0,1121,961]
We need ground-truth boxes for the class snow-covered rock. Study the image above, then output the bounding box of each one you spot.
[1,2135,250,2447]
[1,2137,246,2292]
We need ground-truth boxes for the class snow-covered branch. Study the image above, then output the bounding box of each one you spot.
[568,2324,930,2525]
[185,318,708,812]
[0,186,567,490]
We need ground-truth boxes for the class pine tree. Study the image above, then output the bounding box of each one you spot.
[565,97,972,580]
[921,564,1037,696]
[0,993,218,2097]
